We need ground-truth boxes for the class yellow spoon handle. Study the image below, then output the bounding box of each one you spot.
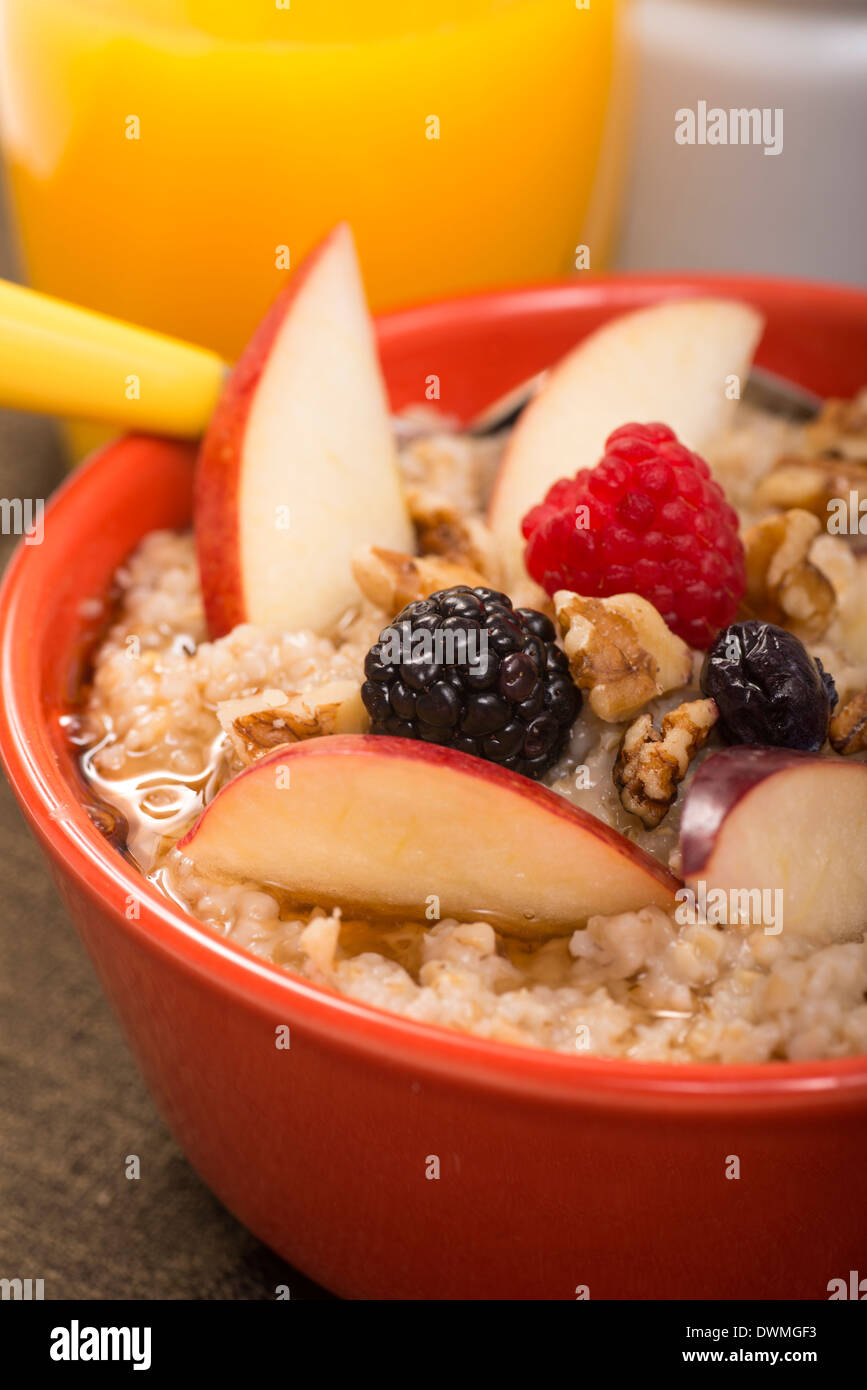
[0,278,227,437]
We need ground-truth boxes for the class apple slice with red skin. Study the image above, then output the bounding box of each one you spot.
[177,736,680,940]
[681,746,867,944]
[488,297,764,587]
[195,224,413,638]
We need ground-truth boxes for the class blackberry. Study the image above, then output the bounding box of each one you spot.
[361,587,581,779]
[700,620,838,752]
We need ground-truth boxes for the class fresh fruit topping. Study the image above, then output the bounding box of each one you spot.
[700,620,837,751]
[195,224,412,638]
[360,586,580,780]
[553,589,693,722]
[614,697,719,829]
[178,736,680,940]
[681,746,867,945]
[488,297,764,587]
[521,422,746,650]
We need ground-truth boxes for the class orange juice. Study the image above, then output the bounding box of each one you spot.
[0,0,626,365]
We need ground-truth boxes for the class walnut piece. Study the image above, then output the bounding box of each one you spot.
[614,698,719,829]
[217,682,368,765]
[756,455,867,513]
[804,388,867,461]
[755,389,867,546]
[405,484,502,585]
[755,457,867,546]
[740,508,836,640]
[351,545,488,615]
[553,590,693,722]
[829,689,867,756]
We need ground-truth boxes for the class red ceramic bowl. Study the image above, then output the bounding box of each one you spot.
[2,275,867,1301]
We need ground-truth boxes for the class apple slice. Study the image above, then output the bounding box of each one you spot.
[196,224,413,637]
[178,736,679,939]
[488,297,764,586]
[681,747,867,944]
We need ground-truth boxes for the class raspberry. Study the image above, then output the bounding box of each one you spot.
[521,422,746,649]
[361,587,581,780]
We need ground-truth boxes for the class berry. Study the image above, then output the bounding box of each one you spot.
[700,620,838,751]
[520,422,746,649]
[361,587,581,779]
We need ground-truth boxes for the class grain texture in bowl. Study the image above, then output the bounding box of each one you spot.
[77,411,867,1063]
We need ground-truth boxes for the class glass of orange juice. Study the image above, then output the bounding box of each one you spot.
[0,0,628,366]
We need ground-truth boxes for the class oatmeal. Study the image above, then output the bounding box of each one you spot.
[77,408,867,1065]
[69,255,867,1066]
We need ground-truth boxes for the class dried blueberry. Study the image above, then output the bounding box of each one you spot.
[700,620,836,752]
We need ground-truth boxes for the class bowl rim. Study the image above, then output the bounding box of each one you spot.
[3,270,867,1110]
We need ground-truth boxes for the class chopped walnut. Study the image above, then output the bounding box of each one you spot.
[756,454,867,511]
[614,698,719,829]
[755,455,867,541]
[829,690,867,756]
[740,508,836,640]
[755,389,867,546]
[553,590,693,722]
[405,484,503,585]
[804,388,867,462]
[351,545,488,615]
[217,682,367,766]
